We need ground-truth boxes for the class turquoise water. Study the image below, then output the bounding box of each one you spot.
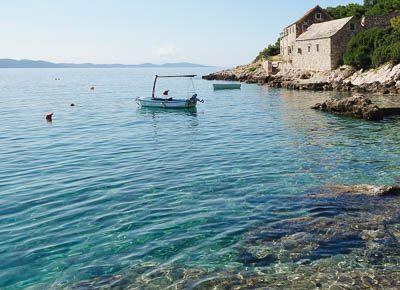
[0,68,399,289]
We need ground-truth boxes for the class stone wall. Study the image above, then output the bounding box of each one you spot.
[294,6,331,36]
[292,38,332,71]
[262,60,279,75]
[361,11,400,29]
[280,24,297,62]
[290,18,359,72]
[330,19,360,69]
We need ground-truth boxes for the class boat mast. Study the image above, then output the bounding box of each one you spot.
[152,75,158,99]
[151,75,196,99]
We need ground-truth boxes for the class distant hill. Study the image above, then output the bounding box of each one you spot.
[0,59,210,68]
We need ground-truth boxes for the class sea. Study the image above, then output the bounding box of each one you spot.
[0,67,399,289]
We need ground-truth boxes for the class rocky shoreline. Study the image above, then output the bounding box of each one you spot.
[203,61,400,95]
[311,94,400,121]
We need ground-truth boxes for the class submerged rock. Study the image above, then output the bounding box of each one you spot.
[323,184,400,197]
[65,184,400,289]
[311,94,389,121]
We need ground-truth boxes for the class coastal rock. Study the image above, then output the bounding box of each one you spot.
[311,94,385,121]
[203,61,400,93]
[345,63,400,88]
[202,61,270,84]
[315,184,400,197]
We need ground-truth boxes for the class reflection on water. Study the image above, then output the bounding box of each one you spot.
[138,106,198,117]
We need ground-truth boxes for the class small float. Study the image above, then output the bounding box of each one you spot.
[213,83,241,90]
[137,75,203,109]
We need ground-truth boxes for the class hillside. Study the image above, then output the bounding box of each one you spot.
[0,59,209,68]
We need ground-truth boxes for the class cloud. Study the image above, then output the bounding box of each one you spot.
[152,45,181,58]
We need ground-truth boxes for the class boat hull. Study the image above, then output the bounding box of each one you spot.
[213,83,241,90]
[138,98,197,108]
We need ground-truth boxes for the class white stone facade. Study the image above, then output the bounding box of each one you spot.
[279,5,331,66]
[278,15,359,72]
[293,38,332,71]
[280,24,297,63]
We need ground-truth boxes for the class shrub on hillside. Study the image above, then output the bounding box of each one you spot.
[254,38,280,62]
[390,41,400,62]
[391,16,400,31]
[344,27,400,68]
[344,28,382,68]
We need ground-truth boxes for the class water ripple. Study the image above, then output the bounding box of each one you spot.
[0,68,399,288]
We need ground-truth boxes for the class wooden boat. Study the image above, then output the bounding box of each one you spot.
[137,75,203,108]
[213,83,241,90]
[138,97,198,108]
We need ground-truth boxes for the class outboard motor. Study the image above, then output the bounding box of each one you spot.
[190,93,204,103]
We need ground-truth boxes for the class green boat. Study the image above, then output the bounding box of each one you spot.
[213,83,241,90]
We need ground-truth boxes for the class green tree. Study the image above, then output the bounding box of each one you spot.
[254,38,280,62]
[326,4,366,19]
[364,0,378,8]
[344,27,400,68]
[365,0,400,15]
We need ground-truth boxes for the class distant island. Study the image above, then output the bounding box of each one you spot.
[0,59,210,68]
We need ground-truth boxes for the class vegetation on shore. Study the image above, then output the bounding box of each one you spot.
[330,0,400,69]
[344,20,400,69]
[326,3,367,19]
[327,0,400,19]
[255,0,400,70]
[254,38,280,62]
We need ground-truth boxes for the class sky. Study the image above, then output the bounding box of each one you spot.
[0,0,363,67]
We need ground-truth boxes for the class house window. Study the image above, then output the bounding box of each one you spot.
[350,23,356,31]
[297,48,302,54]
[308,45,311,52]
[288,46,292,54]
[316,13,322,20]
[316,44,320,52]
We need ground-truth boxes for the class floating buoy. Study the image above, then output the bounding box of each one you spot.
[45,112,53,122]
[90,86,95,90]
[70,103,75,107]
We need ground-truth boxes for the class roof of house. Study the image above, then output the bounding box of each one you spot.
[296,16,354,41]
[286,5,331,28]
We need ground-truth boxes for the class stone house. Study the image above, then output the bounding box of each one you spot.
[265,5,400,74]
[280,5,331,64]
[292,16,360,71]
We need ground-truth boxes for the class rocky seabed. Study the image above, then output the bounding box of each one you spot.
[61,185,400,289]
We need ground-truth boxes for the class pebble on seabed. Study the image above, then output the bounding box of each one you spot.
[45,112,53,121]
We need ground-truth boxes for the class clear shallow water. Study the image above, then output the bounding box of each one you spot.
[0,68,399,289]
